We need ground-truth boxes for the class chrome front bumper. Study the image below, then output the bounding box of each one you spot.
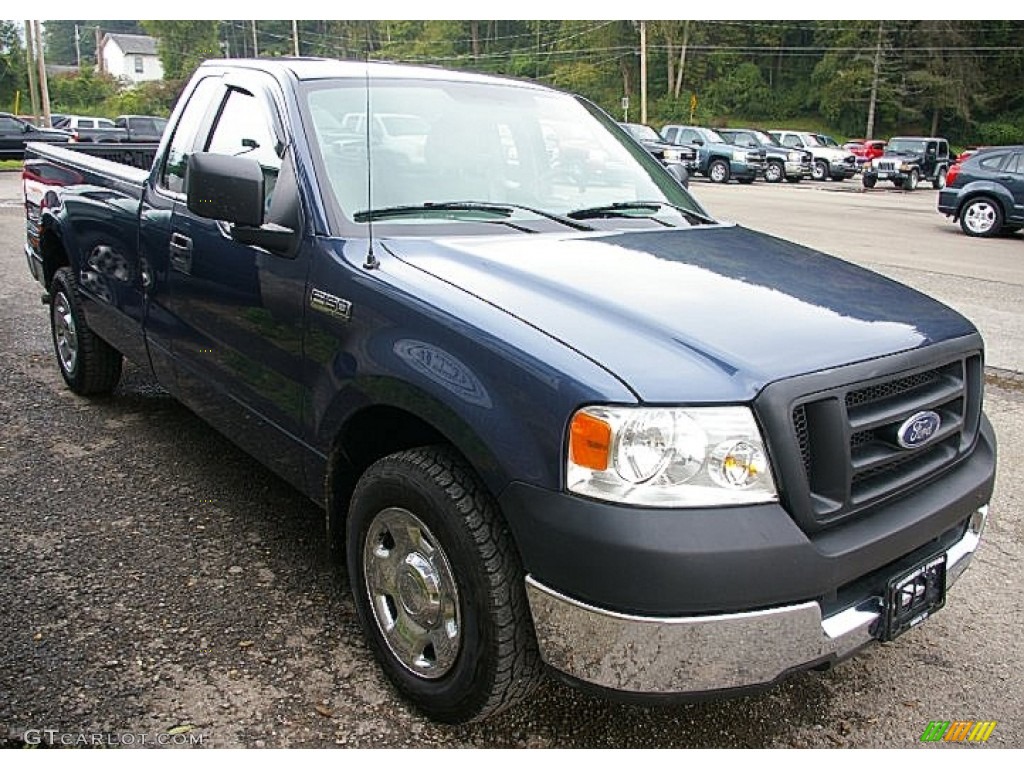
[526,505,987,695]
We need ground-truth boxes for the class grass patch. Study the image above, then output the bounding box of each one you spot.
[0,159,23,171]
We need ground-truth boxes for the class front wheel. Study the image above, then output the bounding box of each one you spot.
[933,167,947,190]
[812,160,828,181]
[862,175,876,189]
[960,197,1003,237]
[903,169,920,191]
[708,159,731,183]
[764,161,784,183]
[347,446,541,723]
[50,267,122,395]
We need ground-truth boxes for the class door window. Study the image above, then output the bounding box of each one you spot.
[782,134,801,148]
[161,76,221,194]
[205,88,282,211]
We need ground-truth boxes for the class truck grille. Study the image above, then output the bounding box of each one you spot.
[878,161,896,172]
[758,342,983,531]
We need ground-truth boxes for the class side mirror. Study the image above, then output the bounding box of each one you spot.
[186,151,264,227]
[666,163,689,189]
[23,123,33,133]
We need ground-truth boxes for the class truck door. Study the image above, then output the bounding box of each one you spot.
[155,74,311,488]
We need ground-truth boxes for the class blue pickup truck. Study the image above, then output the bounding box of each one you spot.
[24,59,996,724]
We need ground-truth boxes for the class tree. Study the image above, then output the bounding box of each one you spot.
[0,20,27,112]
[44,21,143,67]
[142,20,220,81]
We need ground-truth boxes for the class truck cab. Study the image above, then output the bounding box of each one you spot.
[661,124,765,183]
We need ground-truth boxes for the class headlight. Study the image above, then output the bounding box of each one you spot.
[567,405,777,507]
[900,163,913,171]
[664,149,682,163]
[788,151,802,161]
[731,149,746,162]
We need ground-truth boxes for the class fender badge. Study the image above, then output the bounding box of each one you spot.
[310,288,352,321]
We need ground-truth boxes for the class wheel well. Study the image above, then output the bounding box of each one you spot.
[325,405,450,546]
[39,228,69,289]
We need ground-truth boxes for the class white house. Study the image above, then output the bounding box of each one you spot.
[99,33,163,85]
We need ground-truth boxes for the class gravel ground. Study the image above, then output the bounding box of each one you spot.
[1,172,1022,748]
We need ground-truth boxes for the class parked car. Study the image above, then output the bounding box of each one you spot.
[845,139,886,169]
[0,112,71,160]
[769,130,857,181]
[24,57,995,724]
[863,136,951,191]
[718,127,811,183]
[660,124,765,183]
[937,145,1024,237]
[54,115,126,143]
[113,115,169,143]
[619,122,698,171]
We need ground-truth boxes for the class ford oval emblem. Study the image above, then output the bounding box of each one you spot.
[897,411,942,449]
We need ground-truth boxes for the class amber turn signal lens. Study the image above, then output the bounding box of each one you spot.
[569,411,612,471]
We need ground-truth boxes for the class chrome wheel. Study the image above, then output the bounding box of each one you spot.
[962,200,999,236]
[52,292,78,375]
[765,161,783,183]
[812,160,827,181]
[709,160,730,183]
[363,506,461,679]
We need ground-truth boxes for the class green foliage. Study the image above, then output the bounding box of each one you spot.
[142,20,220,80]
[974,120,1024,146]
[47,69,120,114]
[705,62,772,119]
[0,20,27,112]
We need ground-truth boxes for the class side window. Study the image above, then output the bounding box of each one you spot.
[1006,153,1023,175]
[205,88,282,211]
[782,134,801,148]
[978,154,1006,172]
[161,77,221,195]
[0,116,20,132]
[680,129,699,144]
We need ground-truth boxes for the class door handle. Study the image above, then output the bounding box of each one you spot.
[169,232,193,274]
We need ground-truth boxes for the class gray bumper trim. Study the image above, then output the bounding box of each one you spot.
[526,505,987,695]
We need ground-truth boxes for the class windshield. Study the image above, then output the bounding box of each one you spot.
[886,139,927,154]
[621,123,660,143]
[699,127,725,144]
[752,130,780,147]
[817,134,838,147]
[303,78,708,235]
[801,134,823,147]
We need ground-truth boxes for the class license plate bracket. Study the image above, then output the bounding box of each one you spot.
[879,554,946,642]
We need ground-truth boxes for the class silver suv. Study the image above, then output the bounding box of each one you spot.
[769,130,857,181]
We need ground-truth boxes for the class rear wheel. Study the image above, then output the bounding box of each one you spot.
[959,197,1003,237]
[708,159,731,183]
[347,446,541,723]
[50,267,122,395]
[764,161,784,183]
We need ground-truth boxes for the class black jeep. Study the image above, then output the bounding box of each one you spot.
[862,137,950,191]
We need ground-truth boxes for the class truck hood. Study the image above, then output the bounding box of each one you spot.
[382,225,976,403]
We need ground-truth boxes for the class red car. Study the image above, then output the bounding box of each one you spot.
[845,139,886,168]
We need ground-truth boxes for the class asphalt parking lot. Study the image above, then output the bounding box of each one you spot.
[1,170,1022,748]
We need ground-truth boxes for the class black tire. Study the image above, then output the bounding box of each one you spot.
[903,169,919,191]
[959,196,1003,237]
[50,267,122,395]
[812,159,828,181]
[862,175,876,189]
[764,160,784,183]
[347,446,541,723]
[933,166,947,190]
[708,159,731,183]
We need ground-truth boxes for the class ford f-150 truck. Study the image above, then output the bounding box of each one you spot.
[23,58,996,724]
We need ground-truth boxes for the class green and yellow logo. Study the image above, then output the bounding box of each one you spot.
[921,721,997,743]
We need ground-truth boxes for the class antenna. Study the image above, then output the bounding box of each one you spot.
[362,41,378,270]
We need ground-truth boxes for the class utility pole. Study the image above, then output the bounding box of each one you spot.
[74,23,81,69]
[292,20,300,56]
[95,26,103,72]
[24,21,41,122]
[866,20,883,140]
[32,20,51,128]
[640,20,648,125]
[252,21,259,57]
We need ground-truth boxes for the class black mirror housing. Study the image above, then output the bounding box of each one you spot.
[186,152,264,227]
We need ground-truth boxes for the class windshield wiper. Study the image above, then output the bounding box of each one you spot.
[353,201,594,231]
[567,200,715,226]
